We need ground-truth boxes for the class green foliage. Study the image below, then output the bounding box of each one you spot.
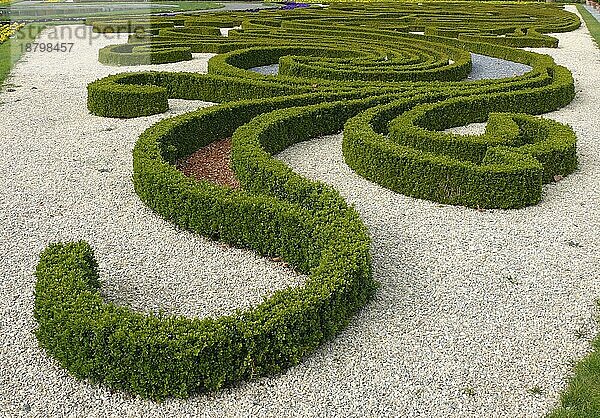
[36,93,381,399]
[87,71,310,118]
[89,19,183,34]
[345,105,576,209]
[87,77,169,118]
[458,29,559,48]
[98,44,192,66]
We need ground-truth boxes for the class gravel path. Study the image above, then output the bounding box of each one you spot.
[465,53,531,80]
[0,26,305,417]
[249,63,279,75]
[0,28,304,320]
[0,5,599,416]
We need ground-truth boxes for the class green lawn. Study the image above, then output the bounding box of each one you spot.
[0,23,44,87]
[577,4,600,49]
[549,300,600,418]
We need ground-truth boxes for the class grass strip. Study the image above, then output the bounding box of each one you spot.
[550,301,600,418]
[577,4,600,49]
[0,24,45,87]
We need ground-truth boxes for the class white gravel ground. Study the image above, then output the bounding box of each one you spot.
[466,53,531,80]
[445,122,487,135]
[0,6,599,417]
[0,27,304,320]
[249,63,279,75]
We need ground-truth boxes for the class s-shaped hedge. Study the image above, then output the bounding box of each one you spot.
[35,2,581,400]
[36,93,382,400]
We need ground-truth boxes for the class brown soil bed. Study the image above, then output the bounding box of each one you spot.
[176,138,299,272]
[177,137,240,189]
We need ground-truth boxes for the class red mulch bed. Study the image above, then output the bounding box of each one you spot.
[177,137,240,189]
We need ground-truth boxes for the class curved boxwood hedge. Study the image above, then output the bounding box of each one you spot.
[344,103,576,209]
[458,29,560,48]
[35,1,582,400]
[87,26,578,209]
[98,43,192,66]
[36,93,383,400]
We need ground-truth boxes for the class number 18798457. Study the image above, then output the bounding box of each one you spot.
[21,42,75,53]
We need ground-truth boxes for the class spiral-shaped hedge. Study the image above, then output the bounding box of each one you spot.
[36,2,580,400]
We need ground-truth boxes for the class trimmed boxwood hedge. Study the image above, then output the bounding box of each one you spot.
[344,104,576,209]
[98,44,192,66]
[87,25,578,208]
[36,95,381,400]
[34,1,583,400]
[458,30,560,48]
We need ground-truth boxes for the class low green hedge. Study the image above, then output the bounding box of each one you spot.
[86,35,562,119]
[343,70,577,209]
[88,19,179,34]
[35,95,380,400]
[387,88,576,171]
[275,39,472,82]
[458,30,559,48]
[86,71,311,118]
[98,44,192,66]
[343,103,540,210]
[423,26,560,48]
[87,75,169,118]
[45,81,579,399]
[86,27,577,206]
